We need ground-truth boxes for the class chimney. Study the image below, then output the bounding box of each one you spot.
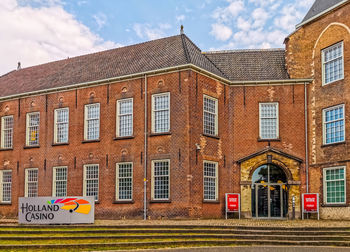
[180,25,184,35]
[17,62,21,70]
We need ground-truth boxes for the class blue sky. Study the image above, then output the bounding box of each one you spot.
[0,0,315,75]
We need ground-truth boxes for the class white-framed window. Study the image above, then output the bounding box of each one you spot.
[116,162,133,201]
[259,103,279,139]
[116,98,133,137]
[52,167,67,197]
[152,93,170,133]
[54,108,69,144]
[323,166,346,204]
[25,168,38,197]
[151,159,170,200]
[323,104,345,145]
[84,103,100,140]
[203,161,218,201]
[203,95,218,136]
[26,112,40,146]
[322,41,344,85]
[0,170,12,203]
[83,164,99,201]
[1,115,13,149]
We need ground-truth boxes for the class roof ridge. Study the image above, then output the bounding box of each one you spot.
[180,34,191,63]
[5,34,182,73]
[182,34,228,78]
[203,48,285,54]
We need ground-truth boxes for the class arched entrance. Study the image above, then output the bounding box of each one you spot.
[251,164,288,218]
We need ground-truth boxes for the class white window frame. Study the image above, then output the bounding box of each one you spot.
[26,112,40,146]
[84,103,100,141]
[54,108,69,144]
[83,164,99,201]
[151,159,170,200]
[116,98,133,137]
[1,115,14,149]
[259,102,279,140]
[323,104,345,145]
[115,162,133,201]
[151,93,170,133]
[25,168,38,197]
[203,95,218,136]
[203,161,218,201]
[52,166,68,197]
[322,41,344,86]
[323,166,346,205]
[0,170,12,203]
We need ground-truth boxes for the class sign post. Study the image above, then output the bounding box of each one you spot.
[302,193,319,220]
[19,196,95,224]
[225,193,240,219]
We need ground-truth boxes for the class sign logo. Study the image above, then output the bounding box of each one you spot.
[47,198,91,214]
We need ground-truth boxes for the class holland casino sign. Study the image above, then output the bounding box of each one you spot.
[19,196,95,224]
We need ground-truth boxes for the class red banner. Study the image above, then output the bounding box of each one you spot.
[303,193,318,212]
[226,194,239,212]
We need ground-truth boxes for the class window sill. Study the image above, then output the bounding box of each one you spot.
[114,136,134,140]
[52,142,69,146]
[0,202,12,205]
[82,139,100,144]
[322,78,344,86]
[202,133,219,140]
[149,132,171,137]
[203,200,220,204]
[0,148,13,152]
[24,145,40,149]
[321,203,347,207]
[258,138,280,142]
[321,141,346,148]
[150,200,171,203]
[113,200,134,204]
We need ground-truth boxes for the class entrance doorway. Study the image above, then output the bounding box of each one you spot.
[251,164,288,218]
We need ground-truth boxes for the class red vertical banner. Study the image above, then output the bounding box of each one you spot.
[303,193,318,212]
[225,193,240,219]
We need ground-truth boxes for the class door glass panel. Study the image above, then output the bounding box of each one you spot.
[257,185,268,217]
[282,184,288,217]
[252,165,268,184]
[251,184,256,217]
[269,165,287,183]
[270,185,281,217]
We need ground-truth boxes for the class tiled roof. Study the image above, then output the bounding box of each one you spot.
[0,34,226,99]
[300,0,346,24]
[204,49,289,82]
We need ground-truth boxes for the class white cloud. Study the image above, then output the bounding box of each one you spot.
[210,23,232,41]
[92,12,107,30]
[212,0,244,23]
[236,17,251,31]
[133,23,171,40]
[0,0,120,75]
[274,4,303,31]
[176,15,185,22]
[251,8,269,28]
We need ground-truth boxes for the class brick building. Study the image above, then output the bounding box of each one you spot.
[0,0,349,219]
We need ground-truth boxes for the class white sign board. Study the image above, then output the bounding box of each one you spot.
[19,196,95,224]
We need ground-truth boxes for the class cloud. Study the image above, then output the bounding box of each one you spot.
[251,8,269,28]
[176,15,185,23]
[0,0,120,75]
[212,0,244,23]
[274,4,303,31]
[93,12,107,30]
[133,23,171,40]
[210,23,232,41]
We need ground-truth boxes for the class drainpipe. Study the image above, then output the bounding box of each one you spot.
[144,74,148,220]
[304,82,309,193]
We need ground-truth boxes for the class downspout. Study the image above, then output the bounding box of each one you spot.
[144,74,148,220]
[304,82,309,193]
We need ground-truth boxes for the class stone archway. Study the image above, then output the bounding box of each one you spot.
[237,148,303,219]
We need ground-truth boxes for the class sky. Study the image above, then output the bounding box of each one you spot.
[0,0,315,75]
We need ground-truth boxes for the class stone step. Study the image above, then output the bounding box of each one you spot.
[1,228,349,236]
[0,239,349,250]
[0,234,350,241]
